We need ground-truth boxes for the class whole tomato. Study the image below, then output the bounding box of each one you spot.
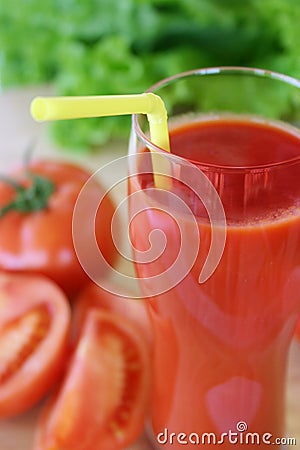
[74,281,153,347]
[0,159,117,297]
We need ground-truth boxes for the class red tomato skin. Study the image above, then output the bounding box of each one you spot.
[34,309,151,450]
[74,282,153,347]
[0,160,117,297]
[0,272,71,418]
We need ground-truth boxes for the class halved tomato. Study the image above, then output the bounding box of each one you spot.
[0,272,71,418]
[73,282,153,347]
[34,309,151,450]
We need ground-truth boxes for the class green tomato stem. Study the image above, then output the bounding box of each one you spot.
[0,172,55,218]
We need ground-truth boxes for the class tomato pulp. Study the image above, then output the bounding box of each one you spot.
[129,117,300,449]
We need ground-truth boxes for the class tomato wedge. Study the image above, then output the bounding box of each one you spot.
[0,272,71,418]
[34,309,151,450]
[74,282,153,347]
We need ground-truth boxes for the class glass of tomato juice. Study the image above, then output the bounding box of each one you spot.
[128,67,300,449]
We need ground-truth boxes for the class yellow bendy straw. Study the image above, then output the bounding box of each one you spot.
[30,93,171,188]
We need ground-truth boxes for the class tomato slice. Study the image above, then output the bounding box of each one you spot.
[74,282,153,347]
[0,272,71,418]
[34,309,151,450]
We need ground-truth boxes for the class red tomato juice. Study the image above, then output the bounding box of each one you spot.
[129,117,300,449]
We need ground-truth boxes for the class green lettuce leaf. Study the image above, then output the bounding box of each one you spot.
[0,0,299,150]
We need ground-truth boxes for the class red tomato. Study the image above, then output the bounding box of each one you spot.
[74,282,153,347]
[0,272,71,418]
[34,309,151,450]
[0,160,116,297]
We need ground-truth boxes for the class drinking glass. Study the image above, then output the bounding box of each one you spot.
[128,67,300,449]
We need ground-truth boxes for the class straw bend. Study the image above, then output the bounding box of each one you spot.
[146,93,168,124]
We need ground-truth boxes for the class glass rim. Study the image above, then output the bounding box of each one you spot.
[132,66,300,172]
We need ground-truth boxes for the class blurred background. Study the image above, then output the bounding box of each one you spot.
[1,0,300,152]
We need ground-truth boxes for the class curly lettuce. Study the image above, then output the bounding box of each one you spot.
[1,0,300,150]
